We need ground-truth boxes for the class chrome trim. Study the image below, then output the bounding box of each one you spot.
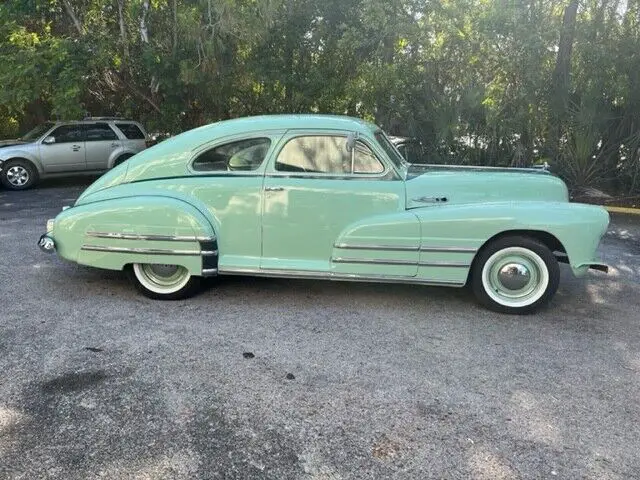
[412,196,448,203]
[86,231,215,242]
[81,245,204,256]
[332,257,470,268]
[217,267,465,287]
[38,235,55,253]
[419,246,477,253]
[202,268,218,276]
[333,243,477,253]
[334,243,418,252]
[332,257,415,266]
[419,261,470,268]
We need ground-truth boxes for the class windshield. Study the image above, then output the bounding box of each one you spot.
[20,122,55,141]
[375,130,408,174]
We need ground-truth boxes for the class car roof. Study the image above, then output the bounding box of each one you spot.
[189,114,381,137]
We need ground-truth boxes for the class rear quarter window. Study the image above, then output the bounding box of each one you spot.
[115,123,146,140]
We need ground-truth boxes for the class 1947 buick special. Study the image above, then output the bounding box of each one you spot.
[38,114,609,314]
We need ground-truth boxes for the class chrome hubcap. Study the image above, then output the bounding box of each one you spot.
[497,263,531,291]
[6,166,29,186]
[481,247,549,308]
[133,263,191,294]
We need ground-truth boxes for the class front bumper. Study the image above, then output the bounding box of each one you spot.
[38,234,55,253]
[39,218,56,253]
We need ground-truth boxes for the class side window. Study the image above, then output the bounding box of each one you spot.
[50,125,84,143]
[115,123,145,139]
[192,138,271,172]
[353,141,384,174]
[85,123,118,142]
[275,136,350,174]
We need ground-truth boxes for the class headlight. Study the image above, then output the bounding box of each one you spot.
[46,219,54,233]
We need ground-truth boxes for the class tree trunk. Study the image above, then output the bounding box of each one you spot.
[139,0,150,43]
[117,0,129,61]
[172,0,178,55]
[547,0,579,161]
[62,0,83,36]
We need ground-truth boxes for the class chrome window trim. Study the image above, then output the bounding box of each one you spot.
[85,231,215,242]
[217,266,465,287]
[81,244,217,256]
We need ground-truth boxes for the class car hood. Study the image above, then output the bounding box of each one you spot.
[405,165,569,209]
[0,139,27,148]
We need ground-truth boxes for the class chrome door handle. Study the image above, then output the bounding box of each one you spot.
[72,145,81,151]
[264,186,285,192]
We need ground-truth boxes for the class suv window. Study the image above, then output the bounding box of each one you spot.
[192,138,271,172]
[85,123,118,142]
[275,136,383,174]
[49,125,84,143]
[115,123,145,139]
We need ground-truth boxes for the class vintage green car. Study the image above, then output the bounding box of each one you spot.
[38,114,610,314]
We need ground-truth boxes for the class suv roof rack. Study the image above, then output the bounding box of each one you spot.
[82,116,128,121]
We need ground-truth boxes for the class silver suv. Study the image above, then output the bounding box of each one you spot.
[0,118,148,190]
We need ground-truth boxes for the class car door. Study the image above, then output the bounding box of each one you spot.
[39,124,86,173]
[84,123,122,170]
[260,130,417,276]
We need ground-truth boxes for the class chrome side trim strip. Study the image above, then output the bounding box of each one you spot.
[334,243,418,252]
[419,261,470,268]
[332,257,415,266]
[81,245,204,256]
[332,257,470,268]
[202,268,218,276]
[333,243,477,254]
[86,231,215,242]
[419,246,477,253]
[217,267,465,287]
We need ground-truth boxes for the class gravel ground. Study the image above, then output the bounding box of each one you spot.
[1,177,639,480]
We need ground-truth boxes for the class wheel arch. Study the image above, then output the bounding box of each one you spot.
[468,229,566,283]
[4,156,42,174]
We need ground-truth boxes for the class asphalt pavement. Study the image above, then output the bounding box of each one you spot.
[1,177,639,479]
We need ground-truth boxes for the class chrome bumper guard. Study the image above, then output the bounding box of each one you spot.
[38,234,56,253]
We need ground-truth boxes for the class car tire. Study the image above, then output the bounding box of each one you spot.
[1,159,38,190]
[471,235,560,314]
[128,263,202,300]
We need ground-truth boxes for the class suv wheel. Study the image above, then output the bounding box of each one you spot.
[1,159,38,190]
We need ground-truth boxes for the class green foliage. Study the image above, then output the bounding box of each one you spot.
[0,0,639,195]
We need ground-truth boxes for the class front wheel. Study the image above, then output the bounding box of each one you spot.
[471,236,560,314]
[129,263,201,300]
[1,159,38,190]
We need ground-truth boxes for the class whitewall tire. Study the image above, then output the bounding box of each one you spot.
[471,236,560,314]
[129,263,201,300]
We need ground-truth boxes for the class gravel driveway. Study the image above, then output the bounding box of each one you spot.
[1,178,639,479]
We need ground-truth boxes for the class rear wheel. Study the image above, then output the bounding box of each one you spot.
[129,263,201,300]
[1,159,38,190]
[471,235,560,314]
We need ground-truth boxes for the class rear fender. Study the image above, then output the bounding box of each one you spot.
[52,196,217,276]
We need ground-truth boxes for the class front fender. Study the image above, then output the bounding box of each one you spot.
[0,149,43,173]
[50,196,217,276]
[413,201,610,276]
